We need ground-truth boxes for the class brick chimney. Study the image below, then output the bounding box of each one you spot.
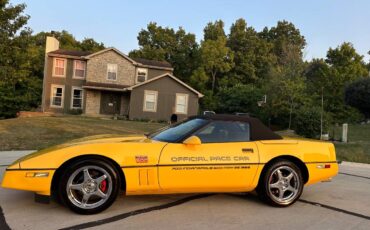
[41,36,60,111]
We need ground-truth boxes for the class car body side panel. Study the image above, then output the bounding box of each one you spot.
[157,142,260,193]
[255,139,338,186]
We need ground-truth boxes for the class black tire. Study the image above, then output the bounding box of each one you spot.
[257,160,304,207]
[58,159,120,214]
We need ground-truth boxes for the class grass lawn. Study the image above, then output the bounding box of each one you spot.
[0,116,165,151]
[331,123,370,164]
[278,124,370,164]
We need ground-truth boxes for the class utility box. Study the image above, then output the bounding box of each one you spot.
[342,123,348,143]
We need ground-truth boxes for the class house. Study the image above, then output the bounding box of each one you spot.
[41,36,203,121]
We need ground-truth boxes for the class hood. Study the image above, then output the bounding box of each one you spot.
[11,134,149,165]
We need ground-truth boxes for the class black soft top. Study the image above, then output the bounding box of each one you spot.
[189,114,282,141]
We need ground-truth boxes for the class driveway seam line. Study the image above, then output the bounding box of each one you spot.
[298,199,370,220]
[339,172,370,180]
[58,194,213,230]
[0,206,11,230]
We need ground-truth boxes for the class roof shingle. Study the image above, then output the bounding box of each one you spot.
[131,57,172,69]
[83,82,129,89]
[48,49,92,57]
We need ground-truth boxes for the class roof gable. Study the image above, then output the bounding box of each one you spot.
[84,47,135,62]
[85,48,173,70]
[127,73,203,98]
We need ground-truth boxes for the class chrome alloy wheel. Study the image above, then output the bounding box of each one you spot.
[267,166,300,205]
[66,166,113,209]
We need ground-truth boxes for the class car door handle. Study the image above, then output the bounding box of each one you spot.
[242,148,254,153]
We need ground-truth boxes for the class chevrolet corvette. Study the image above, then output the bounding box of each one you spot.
[1,115,338,214]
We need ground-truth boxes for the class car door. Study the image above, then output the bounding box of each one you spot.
[158,120,259,193]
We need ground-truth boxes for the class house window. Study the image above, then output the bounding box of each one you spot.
[74,60,86,78]
[136,68,148,83]
[53,58,66,77]
[107,64,117,80]
[175,94,188,114]
[50,85,64,108]
[71,88,83,109]
[143,90,158,112]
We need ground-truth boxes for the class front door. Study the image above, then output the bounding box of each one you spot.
[100,92,121,115]
[158,120,260,193]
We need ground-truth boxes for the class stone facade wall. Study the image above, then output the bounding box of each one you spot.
[85,90,101,115]
[86,50,136,86]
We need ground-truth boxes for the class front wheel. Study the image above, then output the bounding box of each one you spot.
[257,160,304,207]
[58,159,120,214]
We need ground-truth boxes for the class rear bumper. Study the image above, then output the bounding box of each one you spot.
[305,162,339,185]
[1,169,55,196]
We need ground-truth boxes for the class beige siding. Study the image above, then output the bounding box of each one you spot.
[42,56,84,113]
[129,76,199,121]
[85,90,101,115]
[120,94,130,116]
[86,50,136,86]
[147,68,173,80]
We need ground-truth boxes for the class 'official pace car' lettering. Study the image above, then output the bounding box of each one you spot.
[171,156,249,162]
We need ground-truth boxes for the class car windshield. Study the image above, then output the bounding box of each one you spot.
[150,118,209,143]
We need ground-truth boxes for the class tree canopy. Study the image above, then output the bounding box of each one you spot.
[0,1,105,118]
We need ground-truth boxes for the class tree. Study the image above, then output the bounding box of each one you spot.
[345,78,370,119]
[227,18,275,85]
[305,59,331,95]
[129,22,199,82]
[200,37,234,92]
[203,20,226,41]
[0,0,35,118]
[259,20,306,66]
[216,84,264,115]
[326,42,368,82]
[325,43,368,122]
[79,38,105,52]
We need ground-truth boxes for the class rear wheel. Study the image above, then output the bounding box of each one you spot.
[58,159,120,214]
[257,160,303,206]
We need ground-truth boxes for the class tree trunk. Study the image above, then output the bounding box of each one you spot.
[211,71,216,92]
[288,98,293,130]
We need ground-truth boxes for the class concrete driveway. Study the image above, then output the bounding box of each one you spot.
[0,151,369,230]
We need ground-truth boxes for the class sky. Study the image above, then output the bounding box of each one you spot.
[11,0,370,62]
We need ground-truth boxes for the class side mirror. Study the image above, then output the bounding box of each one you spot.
[183,136,202,145]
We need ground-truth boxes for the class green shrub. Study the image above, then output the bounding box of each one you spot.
[345,78,370,119]
[67,109,83,115]
[216,84,264,115]
[157,119,169,124]
[132,118,151,122]
[294,106,331,138]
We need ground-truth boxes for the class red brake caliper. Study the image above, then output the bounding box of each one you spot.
[100,180,107,192]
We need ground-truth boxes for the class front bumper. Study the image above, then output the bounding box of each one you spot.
[1,168,55,196]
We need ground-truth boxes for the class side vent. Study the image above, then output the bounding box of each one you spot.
[138,169,155,186]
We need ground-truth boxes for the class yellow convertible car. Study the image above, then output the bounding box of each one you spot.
[1,115,338,214]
